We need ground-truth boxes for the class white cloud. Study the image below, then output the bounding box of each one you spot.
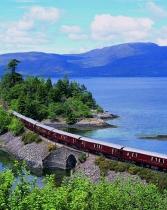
[61,25,82,33]
[147,2,167,18]
[27,6,60,22]
[91,14,154,42]
[60,24,88,40]
[0,6,61,52]
[156,38,167,46]
[154,26,167,46]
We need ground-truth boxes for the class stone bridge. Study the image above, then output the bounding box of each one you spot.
[43,146,85,170]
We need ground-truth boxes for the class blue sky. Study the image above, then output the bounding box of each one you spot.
[1,0,167,53]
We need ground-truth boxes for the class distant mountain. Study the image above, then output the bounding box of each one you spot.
[1,42,167,77]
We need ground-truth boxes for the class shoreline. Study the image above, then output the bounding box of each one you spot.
[43,112,119,130]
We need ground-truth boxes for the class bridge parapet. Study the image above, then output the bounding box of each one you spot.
[43,146,85,170]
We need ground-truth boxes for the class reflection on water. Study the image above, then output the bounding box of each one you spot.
[0,149,70,184]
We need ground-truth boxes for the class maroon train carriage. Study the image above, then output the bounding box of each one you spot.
[122,147,167,170]
[79,137,123,158]
[12,111,29,125]
[52,129,81,146]
[35,123,55,140]
[12,111,167,170]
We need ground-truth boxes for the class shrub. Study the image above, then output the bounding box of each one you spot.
[0,108,11,134]
[66,112,78,125]
[22,131,41,144]
[114,162,129,172]
[108,160,120,171]
[48,143,57,152]
[128,166,141,175]
[78,153,87,163]
[8,117,24,136]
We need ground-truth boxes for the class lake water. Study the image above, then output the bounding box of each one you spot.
[53,77,167,155]
[1,77,167,172]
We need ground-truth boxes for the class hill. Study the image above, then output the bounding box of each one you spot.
[1,42,167,77]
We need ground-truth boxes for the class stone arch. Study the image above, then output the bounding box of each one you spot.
[66,154,77,169]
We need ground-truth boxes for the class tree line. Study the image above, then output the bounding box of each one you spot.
[0,59,103,124]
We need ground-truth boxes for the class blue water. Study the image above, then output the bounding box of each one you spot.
[53,77,167,154]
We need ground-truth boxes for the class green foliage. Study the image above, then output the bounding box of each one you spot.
[22,131,41,144]
[0,71,101,122]
[66,112,78,125]
[0,165,167,210]
[8,117,24,136]
[95,156,167,191]
[78,153,87,163]
[48,102,64,120]
[0,107,11,134]
[7,59,20,74]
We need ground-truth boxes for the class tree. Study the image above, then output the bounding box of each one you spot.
[45,78,52,91]
[7,59,20,74]
[8,117,24,136]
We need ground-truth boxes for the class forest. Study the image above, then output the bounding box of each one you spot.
[0,59,102,124]
[0,162,167,210]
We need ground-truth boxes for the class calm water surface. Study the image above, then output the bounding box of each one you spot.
[54,77,167,154]
[1,77,167,172]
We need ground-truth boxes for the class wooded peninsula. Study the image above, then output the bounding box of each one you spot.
[0,59,103,125]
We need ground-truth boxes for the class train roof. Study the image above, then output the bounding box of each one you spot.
[53,128,81,139]
[26,117,38,125]
[123,147,167,159]
[80,136,123,149]
[13,111,28,121]
[36,123,55,132]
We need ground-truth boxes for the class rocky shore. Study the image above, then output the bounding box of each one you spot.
[43,112,118,130]
[140,134,167,140]
[75,154,145,184]
[0,132,50,175]
[0,132,84,175]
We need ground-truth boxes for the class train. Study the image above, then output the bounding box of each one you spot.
[12,111,167,170]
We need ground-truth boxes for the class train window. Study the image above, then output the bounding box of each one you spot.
[151,157,153,161]
[94,144,96,148]
[135,153,138,157]
[132,153,134,157]
[127,152,129,156]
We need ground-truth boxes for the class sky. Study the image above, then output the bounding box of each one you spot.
[1,0,167,54]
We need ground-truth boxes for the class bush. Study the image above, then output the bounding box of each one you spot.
[0,108,11,134]
[95,156,167,190]
[78,153,87,163]
[48,143,57,152]
[128,166,141,175]
[114,162,129,172]
[22,131,41,144]
[66,112,78,125]
[8,117,24,136]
